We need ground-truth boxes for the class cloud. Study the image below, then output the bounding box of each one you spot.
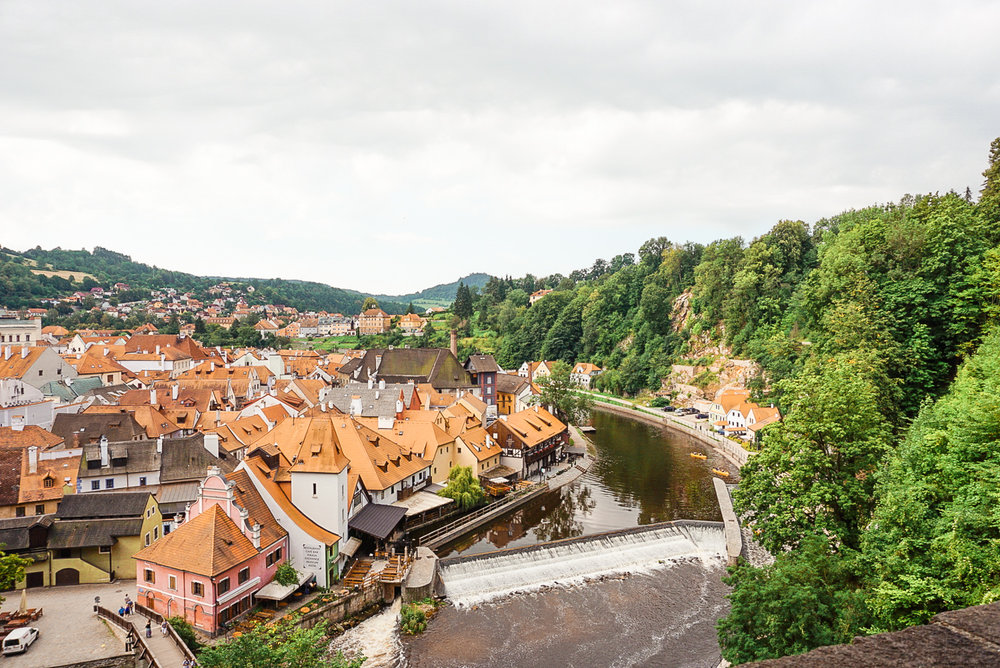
[1,0,998,293]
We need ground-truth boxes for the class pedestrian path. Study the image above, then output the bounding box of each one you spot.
[128,611,189,667]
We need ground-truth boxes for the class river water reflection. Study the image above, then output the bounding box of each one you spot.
[437,409,724,558]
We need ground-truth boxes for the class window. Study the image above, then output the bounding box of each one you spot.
[192,581,204,597]
[153,526,159,540]
[265,548,283,567]
[15,507,25,518]
[217,577,230,595]
[35,505,44,515]
[139,477,147,486]
[91,480,100,491]
[38,369,43,377]
[144,532,150,547]
[105,479,114,489]
[43,477,54,488]
[312,483,317,496]
[144,569,155,584]
[168,575,177,590]
[238,567,249,584]
[98,545,111,554]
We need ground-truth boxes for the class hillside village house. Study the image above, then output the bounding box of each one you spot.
[1,345,78,391]
[529,289,552,305]
[134,469,289,633]
[0,380,55,430]
[464,354,500,410]
[358,308,392,335]
[517,360,558,383]
[570,362,602,389]
[0,439,80,519]
[495,374,534,415]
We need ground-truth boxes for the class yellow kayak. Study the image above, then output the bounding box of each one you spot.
[690,452,708,460]
[712,468,730,477]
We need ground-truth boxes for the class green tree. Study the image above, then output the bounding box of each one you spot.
[734,353,892,553]
[534,361,592,425]
[979,136,1000,225]
[168,616,201,652]
[361,297,379,311]
[437,466,486,510]
[452,282,473,320]
[0,548,31,604]
[718,534,870,664]
[863,328,1000,630]
[198,616,365,668]
[405,302,415,315]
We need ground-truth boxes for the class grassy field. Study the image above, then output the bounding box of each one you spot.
[310,335,362,351]
[31,268,97,281]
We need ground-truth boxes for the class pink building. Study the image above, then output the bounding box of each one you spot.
[133,468,288,633]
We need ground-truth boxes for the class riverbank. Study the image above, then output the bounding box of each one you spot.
[586,397,752,471]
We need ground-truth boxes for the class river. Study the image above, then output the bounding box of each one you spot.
[437,409,726,558]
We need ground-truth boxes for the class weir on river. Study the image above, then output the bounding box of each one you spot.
[438,520,727,607]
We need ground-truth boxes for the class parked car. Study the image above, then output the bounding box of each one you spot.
[662,406,677,412]
[2,627,39,655]
[695,413,708,419]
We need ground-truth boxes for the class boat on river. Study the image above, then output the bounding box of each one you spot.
[711,468,730,477]
[689,452,707,460]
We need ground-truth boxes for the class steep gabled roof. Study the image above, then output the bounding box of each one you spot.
[133,503,258,576]
[56,491,152,519]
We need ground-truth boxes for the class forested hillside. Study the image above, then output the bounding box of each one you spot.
[376,272,490,307]
[0,246,407,314]
[442,138,1000,662]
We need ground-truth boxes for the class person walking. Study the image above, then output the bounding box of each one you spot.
[161,620,169,637]
[145,621,152,638]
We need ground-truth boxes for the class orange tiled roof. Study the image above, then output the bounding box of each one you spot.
[134,503,259,577]
[0,426,63,450]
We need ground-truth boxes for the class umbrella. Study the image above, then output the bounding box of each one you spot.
[18,589,26,614]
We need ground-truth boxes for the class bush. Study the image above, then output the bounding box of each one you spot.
[167,616,201,652]
[274,562,298,586]
[649,396,670,408]
[399,604,427,635]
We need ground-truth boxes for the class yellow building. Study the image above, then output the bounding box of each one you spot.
[5,491,162,588]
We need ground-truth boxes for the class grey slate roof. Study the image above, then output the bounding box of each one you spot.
[465,354,500,374]
[348,503,408,540]
[0,515,54,551]
[48,518,142,548]
[56,491,151,519]
[495,373,529,394]
[51,412,147,445]
[325,384,417,417]
[341,348,475,389]
[78,434,233,482]
[40,376,104,402]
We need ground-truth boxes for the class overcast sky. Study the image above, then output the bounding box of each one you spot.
[1,1,998,294]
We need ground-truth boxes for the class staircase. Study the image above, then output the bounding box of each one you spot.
[342,558,374,588]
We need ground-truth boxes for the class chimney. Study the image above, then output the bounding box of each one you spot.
[378,379,385,390]
[160,353,166,371]
[172,383,179,400]
[215,409,221,425]
[210,362,215,372]
[367,377,374,390]
[450,329,458,357]
[100,436,109,467]
[250,522,261,549]
[27,446,38,474]
[155,345,160,354]
[396,399,404,415]
[203,433,220,458]
[11,415,24,432]
[21,347,28,359]
[103,347,109,357]
[150,388,157,405]
[350,396,362,416]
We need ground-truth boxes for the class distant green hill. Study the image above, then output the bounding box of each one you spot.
[1,245,407,314]
[377,273,491,308]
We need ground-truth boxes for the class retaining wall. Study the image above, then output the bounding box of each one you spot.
[295,583,385,631]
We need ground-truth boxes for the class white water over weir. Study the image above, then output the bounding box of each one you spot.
[438,520,727,607]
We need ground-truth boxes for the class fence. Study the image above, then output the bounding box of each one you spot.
[95,605,160,668]
[419,483,551,548]
[134,602,199,662]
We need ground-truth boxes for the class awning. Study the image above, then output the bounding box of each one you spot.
[254,569,314,601]
[480,464,518,479]
[392,490,454,517]
[564,445,587,456]
[342,536,363,559]
[348,503,408,540]
[488,477,509,484]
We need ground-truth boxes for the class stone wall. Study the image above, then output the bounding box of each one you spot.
[52,655,136,668]
[296,584,385,631]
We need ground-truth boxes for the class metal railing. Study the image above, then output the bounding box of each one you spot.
[418,483,550,547]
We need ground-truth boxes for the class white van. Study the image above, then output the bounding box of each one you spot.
[2,627,39,655]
